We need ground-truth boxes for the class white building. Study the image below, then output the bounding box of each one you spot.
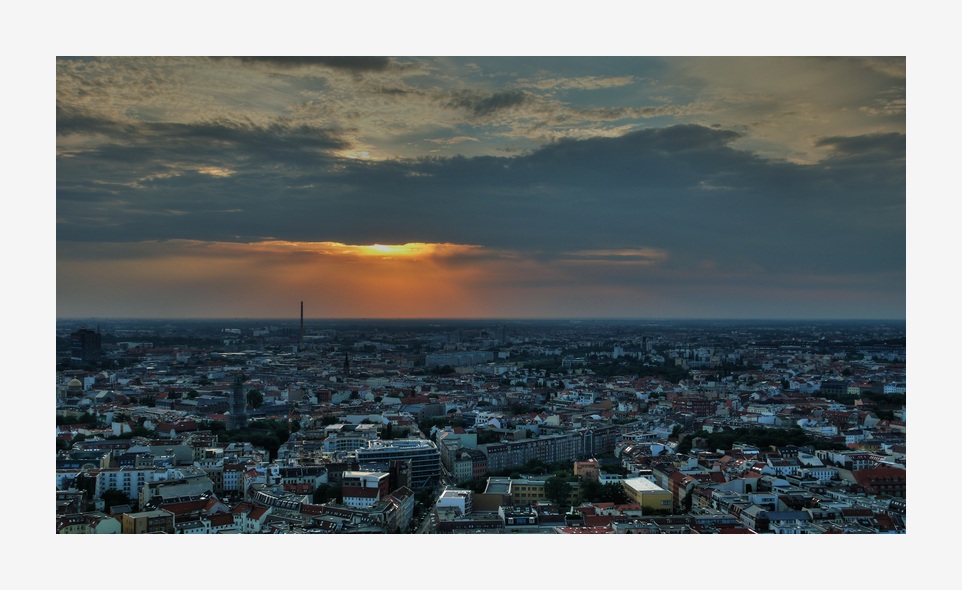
[341,471,390,509]
[436,488,473,515]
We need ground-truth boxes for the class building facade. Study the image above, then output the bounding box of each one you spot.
[622,477,674,513]
[355,439,441,490]
[341,471,391,509]
[122,509,175,534]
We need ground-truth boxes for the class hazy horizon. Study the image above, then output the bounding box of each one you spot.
[56,316,906,323]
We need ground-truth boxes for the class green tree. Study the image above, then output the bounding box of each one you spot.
[578,478,605,503]
[312,483,337,504]
[72,472,96,499]
[524,459,548,474]
[601,482,629,505]
[544,476,573,509]
[101,489,132,511]
[247,389,264,409]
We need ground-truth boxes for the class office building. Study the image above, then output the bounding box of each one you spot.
[355,439,441,490]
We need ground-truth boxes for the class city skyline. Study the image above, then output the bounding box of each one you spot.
[57,56,905,320]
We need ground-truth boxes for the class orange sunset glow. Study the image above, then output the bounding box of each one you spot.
[55,235,893,320]
[57,239,542,318]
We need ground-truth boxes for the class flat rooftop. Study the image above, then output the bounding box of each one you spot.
[484,477,511,495]
[623,477,668,493]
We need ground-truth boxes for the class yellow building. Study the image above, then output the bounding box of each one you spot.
[621,477,673,513]
[121,509,174,534]
[510,478,579,507]
[574,460,600,482]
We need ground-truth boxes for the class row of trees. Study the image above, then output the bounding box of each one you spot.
[457,473,629,510]
[204,419,299,460]
[544,476,630,508]
[56,412,100,426]
[676,426,848,455]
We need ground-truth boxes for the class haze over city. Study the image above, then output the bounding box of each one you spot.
[56,56,905,321]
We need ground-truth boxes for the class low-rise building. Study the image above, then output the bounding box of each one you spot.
[122,509,175,534]
[341,471,390,509]
[622,477,673,513]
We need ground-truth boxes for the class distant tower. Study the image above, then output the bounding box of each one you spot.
[70,328,102,365]
[299,301,304,348]
[227,373,248,431]
[344,353,350,379]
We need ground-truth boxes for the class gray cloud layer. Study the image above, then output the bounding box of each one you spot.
[57,112,904,277]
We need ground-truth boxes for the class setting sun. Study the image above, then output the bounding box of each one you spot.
[362,244,421,256]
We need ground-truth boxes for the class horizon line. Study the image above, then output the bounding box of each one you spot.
[56,316,907,322]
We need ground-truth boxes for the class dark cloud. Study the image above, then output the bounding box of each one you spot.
[444,90,529,117]
[521,125,747,179]
[174,120,349,162]
[227,56,392,72]
[372,85,422,97]
[816,132,905,159]
[57,123,904,285]
[56,104,127,136]
[58,117,348,176]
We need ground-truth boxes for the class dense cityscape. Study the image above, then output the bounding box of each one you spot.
[55,316,906,535]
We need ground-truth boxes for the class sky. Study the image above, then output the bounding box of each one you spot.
[56,56,906,320]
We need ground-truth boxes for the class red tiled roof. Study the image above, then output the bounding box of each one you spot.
[584,515,614,527]
[344,487,381,499]
[231,502,254,514]
[208,513,234,527]
[841,508,874,517]
[161,499,208,514]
